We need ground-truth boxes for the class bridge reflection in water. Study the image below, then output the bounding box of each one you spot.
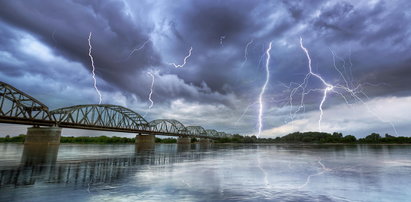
[0,143,212,188]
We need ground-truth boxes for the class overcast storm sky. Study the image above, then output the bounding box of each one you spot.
[0,0,410,137]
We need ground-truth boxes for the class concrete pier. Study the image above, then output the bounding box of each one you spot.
[177,136,191,144]
[199,138,210,144]
[25,126,61,145]
[21,144,59,166]
[135,134,155,144]
[177,144,191,151]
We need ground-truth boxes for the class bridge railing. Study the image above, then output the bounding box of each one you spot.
[50,105,149,132]
[0,81,53,125]
[186,126,207,137]
[148,119,190,135]
[0,81,235,138]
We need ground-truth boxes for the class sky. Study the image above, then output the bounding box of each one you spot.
[0,0,410,138]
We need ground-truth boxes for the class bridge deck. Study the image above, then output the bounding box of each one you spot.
[0,81,233,139]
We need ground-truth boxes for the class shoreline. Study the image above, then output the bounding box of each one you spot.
[2,142,411,145]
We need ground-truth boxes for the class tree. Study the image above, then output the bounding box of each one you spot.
[385,133,394,138]
[364,133,381,143]
[342,135,356,143]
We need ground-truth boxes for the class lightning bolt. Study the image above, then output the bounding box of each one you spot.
[123,39,151,61]
[235,101,257,125]
[168,47,193,68]
[88,32,102,104]
[298,158,331,189]
[181,179,192,188]
[299,37,334,131]
[241,39,254,68]
[143,71,155,118]
[257,42,272,137]
[147,72,155,109]
[287,37,398,135]
[257,150,270,188]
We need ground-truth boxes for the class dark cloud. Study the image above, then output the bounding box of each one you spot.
[175,1,258,47]
[282,0,324,21]
[358,58,411,97]
[0,0,159,94]
[0,0,410,135]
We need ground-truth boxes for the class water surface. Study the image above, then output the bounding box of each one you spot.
[1,143,411,201]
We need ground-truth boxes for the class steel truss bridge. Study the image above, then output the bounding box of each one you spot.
[0,81,232,139]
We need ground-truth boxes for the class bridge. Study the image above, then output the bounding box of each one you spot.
[0,81,233,145]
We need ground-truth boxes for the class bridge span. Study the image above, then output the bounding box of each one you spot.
[0,81,233,145]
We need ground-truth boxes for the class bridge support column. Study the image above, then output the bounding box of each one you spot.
[21,144,59,166]
[135,134,155,144]
[177,136,191,144]
[25,126,61,145]
[135,134,155,152]
[199,138,210,144]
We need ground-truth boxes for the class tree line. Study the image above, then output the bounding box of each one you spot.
[215,132,411,144]
[1,132,410,144]
[0,135,197,144]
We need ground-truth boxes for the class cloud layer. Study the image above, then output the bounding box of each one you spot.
[0,0,410,136]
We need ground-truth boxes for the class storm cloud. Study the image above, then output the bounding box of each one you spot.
[0,0,410,136]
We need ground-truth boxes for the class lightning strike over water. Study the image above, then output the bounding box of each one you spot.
[168,47,193,68]
[257,42,272,137]
[287,37,398,135]
[299,37,334,131]
[88,32,102,104]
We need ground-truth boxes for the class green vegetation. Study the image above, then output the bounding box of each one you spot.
[0,135,195,144]
[270,132,357,144]
[358,133,411,144]
[0,135,196,144]
[1,132,411,144]
[215,132,411,144]
[60,136,134,144]
[0,134,26,143]
[155,137,177,143]
[272,132,411,144]
[215,134,258,143]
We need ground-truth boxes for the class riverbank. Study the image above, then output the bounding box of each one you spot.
[1,131,410,144]
[0,135,185,144]
[215,132,411,144]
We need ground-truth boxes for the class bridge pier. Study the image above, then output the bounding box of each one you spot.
[21,144,59,166]
[24,126,61,145]
[177,136,191,144]
[199,138,211,144]
[135,134,155,144]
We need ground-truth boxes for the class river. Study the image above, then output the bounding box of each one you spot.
[0,143,411,201]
